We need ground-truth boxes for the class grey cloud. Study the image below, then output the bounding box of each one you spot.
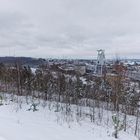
[0,0,139,58]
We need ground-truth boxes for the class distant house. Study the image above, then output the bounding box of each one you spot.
[74,64,86,75]
[86,64,95,73]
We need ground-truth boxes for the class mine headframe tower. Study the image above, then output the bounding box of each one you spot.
[94,49,106,76]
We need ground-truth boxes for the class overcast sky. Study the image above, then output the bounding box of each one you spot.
[0,0,139,59]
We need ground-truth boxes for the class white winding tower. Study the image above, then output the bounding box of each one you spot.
[95,49,106,76]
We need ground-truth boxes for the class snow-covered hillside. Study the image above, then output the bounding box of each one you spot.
[0,95,137,140]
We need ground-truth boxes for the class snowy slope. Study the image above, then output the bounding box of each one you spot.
[0,97,137,140]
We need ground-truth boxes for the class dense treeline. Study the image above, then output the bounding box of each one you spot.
[0,61,139,138]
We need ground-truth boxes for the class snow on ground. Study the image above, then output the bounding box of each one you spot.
[0,96,137,140]
[31,68,36,74]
